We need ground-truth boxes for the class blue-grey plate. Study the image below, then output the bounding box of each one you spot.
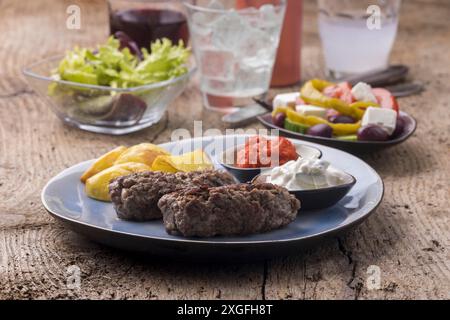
[41,135,384,261]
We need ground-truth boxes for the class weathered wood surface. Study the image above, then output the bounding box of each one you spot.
[0,0,449,299]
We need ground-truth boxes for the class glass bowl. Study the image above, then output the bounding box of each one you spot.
[23,56,196,135]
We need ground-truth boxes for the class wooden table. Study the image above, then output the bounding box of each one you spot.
[0,0,448,300]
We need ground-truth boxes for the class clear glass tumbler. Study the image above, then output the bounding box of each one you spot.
[318,0,402,79]
[185,0,286,112]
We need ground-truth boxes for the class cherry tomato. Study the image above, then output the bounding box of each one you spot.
[339,93,354,105]
[337,82,353,92]
[323,82,355,104]
[296,97,306,105]
[372,88,399,113]
[323,85,341,98]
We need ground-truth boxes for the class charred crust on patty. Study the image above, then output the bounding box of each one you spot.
[109,170,236,221]
[158,183,300,237]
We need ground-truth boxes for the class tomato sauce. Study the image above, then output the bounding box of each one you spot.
[236,136,298,169]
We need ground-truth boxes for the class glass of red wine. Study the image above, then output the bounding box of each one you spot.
[108,0,191,51]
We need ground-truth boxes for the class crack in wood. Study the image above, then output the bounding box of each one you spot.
[302,259,307,300]
[261,260,268,300]
[337,237,363,299]
[0,89,34,99]
[337,237,353,265]
[348,262,364,300]
[0,221,57,232]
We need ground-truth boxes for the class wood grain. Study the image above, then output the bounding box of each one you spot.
[0,0,449,299]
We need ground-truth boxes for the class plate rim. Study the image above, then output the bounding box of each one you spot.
[258,110,417,146]
[41,135,384,246]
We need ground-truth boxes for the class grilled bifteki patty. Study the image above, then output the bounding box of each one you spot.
[158,183,300,237]
[109,170,236,221]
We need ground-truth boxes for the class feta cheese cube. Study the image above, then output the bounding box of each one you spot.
[362,107,397,135]
[295,105,328,119]
[273,92,300,109]
[351,82,378,103]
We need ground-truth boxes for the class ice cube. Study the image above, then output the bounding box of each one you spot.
[240,53,271,70]
[208,0,224,10]
[191,13,210,36]
[237,7,260,27]
[239,6,259,14]
[192,11,208,25]
[239,28,274,60]
[236,65,270,93]
[259,4,276,20]
[199,49,236,81]
[211,11,249,50]
[201,78,235,95]
[259,3,284,29]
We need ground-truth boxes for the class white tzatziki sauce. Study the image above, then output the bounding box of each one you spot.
[266,158,349,190]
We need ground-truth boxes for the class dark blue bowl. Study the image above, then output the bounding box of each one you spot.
[258,111,417,154]
[253,173,356,210]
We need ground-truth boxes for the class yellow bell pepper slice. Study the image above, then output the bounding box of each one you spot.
[272,106,291,117]
[350,101,379,109]
[300,80,365,120]
[330,122,362,136]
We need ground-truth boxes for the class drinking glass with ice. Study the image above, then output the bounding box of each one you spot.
[185,0,286,112]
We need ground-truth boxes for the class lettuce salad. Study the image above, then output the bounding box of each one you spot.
[52,37,190,88]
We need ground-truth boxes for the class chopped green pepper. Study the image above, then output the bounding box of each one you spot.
[336,135,358,141]
[284,118,309,134]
